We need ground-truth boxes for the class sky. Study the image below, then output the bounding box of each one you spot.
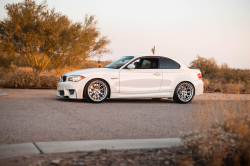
[1,0,250,69]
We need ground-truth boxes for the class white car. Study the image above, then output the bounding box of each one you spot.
[57,55,203,103]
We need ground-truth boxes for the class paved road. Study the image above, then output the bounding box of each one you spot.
[0,89,249,145]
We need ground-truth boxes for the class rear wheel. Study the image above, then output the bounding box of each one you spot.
[173,82,194,103]
[84,79,109,103]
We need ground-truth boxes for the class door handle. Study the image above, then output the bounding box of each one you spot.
[153,73,161,76]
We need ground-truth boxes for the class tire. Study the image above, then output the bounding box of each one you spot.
[173,82,195,103]
[84,79,109,103]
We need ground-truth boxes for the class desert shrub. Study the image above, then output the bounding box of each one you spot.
[190,55,219,77]
[204,71,250,93]
[0,59,112,88]
[181,99,250,166]
[0,67,15,86]
[203,79,249,94]
[0,71,59,87]
[181,114,250,166]
[190,56,250,94]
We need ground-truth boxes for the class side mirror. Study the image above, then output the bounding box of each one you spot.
[127,64,135,69]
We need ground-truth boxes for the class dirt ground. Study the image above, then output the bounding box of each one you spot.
[0,146,205,166]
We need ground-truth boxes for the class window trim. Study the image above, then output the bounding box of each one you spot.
[159,57,180,69]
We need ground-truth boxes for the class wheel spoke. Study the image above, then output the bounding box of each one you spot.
[177,82,194,102]
[88,80,107,102]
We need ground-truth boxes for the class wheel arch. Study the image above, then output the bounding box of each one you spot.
[83,78,111,99]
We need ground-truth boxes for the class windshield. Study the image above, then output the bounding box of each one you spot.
[104,56,134,69]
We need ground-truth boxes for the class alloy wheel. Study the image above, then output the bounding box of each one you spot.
[87,80,108,102]
[177,82,194,102]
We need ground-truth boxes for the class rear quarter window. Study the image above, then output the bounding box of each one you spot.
[160,57,180,69]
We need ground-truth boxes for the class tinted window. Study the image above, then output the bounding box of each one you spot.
[130,58,159,69]
[160,58,180,69]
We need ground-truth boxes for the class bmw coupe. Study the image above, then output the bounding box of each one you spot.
[57,55,203,103]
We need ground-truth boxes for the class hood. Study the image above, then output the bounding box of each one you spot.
[63,68,115,76]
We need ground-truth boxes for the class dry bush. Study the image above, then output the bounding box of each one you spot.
[0,71,59,87]
[190,55,219,77]
[0,67,14,86]
[203,76,250,94]
[203,78,250,94]
[0,60,112,88]
[181,99,250,166]
[190,56,250,94]
[205,68,250,94]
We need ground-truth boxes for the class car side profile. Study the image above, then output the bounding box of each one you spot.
[57,55,203,103]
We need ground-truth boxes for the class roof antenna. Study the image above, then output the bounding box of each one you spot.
[151,46,155,55]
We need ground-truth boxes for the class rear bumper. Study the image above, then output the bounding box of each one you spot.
[57,79,88,99]
[193,80,204,96]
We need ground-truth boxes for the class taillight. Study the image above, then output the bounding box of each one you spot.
[198,73,202,80]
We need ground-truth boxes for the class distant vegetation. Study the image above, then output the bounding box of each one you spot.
[190,55,250,94]
[0,60,111,88]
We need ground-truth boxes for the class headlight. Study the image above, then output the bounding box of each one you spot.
[68,76,85,82]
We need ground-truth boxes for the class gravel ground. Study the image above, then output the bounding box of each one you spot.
[0,89,249,145]
[0,146,205,166]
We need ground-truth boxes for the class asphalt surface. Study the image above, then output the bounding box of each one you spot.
[0,89,249,145]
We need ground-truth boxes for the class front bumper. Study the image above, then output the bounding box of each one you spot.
[57,79,88,99]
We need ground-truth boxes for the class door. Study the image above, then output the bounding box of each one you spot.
[119,57,162,93]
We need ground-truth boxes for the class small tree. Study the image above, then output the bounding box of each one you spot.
[190,55,219,77]
[0,0,111,76]
[50,15,111,72]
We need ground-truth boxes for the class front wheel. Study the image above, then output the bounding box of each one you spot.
[173,82,194,103]
[84,79,109,103]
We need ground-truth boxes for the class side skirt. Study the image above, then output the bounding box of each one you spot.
[110,92,174,99]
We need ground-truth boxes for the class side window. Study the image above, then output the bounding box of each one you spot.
[160,58,180,69]
[141,59,151,69]
[131,58,159,69]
